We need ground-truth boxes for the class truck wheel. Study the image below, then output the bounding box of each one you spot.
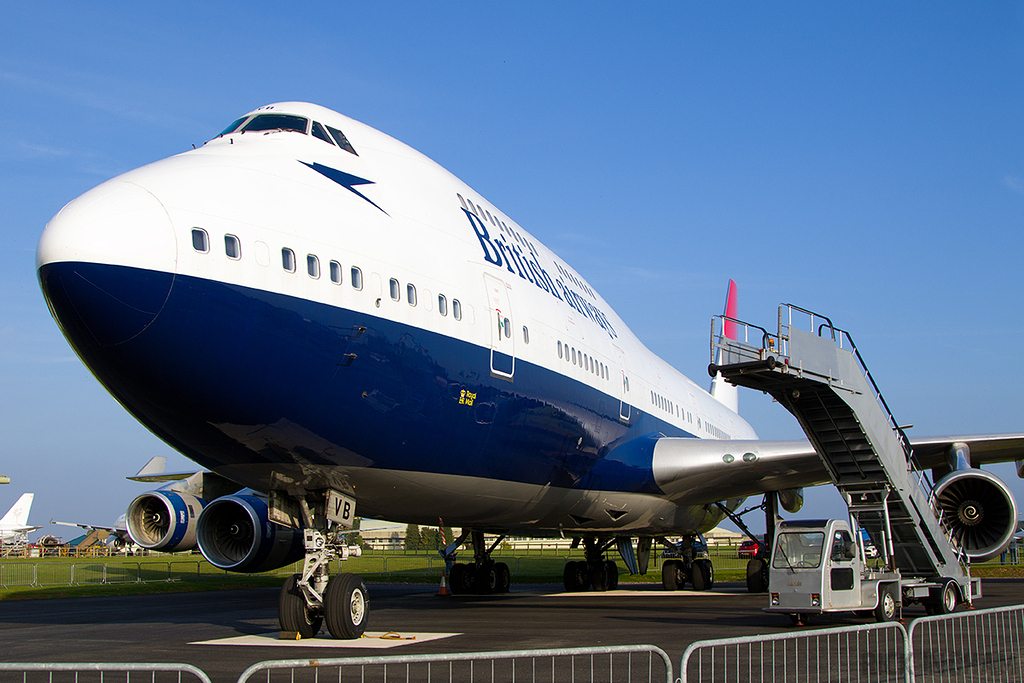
[874,583,898,622]
[746,558,769,593]
[937,579,959,614]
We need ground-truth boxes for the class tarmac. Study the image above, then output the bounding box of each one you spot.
[1,579,1022,683]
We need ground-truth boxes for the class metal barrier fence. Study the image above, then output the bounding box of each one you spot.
[0,561,209,588]
[0,549,761,590]
[236,646,673,683]
[909,603,1024,682]
[0,662,212,683]
[679,621,909,683]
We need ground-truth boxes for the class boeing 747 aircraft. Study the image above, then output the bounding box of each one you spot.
[37,102,1024,638]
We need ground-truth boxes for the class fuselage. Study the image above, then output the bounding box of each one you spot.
[37,102,756,536]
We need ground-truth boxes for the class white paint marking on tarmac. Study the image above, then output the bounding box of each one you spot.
[545,588,751,597]
[191,631,461,648]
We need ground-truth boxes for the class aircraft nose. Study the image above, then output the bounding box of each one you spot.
[37,180,178,347]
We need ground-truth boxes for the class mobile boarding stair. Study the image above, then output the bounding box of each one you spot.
[709,305,975,603]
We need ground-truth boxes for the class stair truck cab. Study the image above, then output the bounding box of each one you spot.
[765,518,976,623]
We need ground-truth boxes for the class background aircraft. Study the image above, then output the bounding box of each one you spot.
[0,493,41,542]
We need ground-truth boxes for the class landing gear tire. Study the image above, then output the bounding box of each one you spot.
[564,560,590,592]
[662,559,683,591]
[477,562,498,593]
[495,562,511,594]
[605,561,619,590]
[278,574,322,638]
[323,573,368,639]
[450,563,476,594]
[874,583,898,623]
[691,559,713,591]
[590,561,609,591]
[746,558,769,593]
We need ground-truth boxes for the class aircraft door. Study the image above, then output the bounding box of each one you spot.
[483,274,514,380]
[613,345,630,423]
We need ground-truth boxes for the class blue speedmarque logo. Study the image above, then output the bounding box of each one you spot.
[300,161,388,215]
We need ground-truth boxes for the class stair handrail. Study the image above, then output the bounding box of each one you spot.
[780,305,914,466]
[710,315,780,364]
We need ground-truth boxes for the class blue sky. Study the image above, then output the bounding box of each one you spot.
[2,3,1023,536]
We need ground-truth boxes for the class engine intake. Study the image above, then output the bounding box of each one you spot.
[933,469,1018,563]
[196,495,304,573]
[125,491,205,552]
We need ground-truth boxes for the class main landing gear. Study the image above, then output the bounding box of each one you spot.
[714,492,780,594]
[562,538,620,592]
[276,492,366,639]
[446,530,512,594]
[659,534,714,591]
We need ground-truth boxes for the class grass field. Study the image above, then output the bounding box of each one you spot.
[2,546,1019,601]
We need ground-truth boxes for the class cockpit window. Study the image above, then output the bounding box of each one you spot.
[219,116,250,136]
[311,121,334,145]
[241,114,309,135]
[326,125,358,156]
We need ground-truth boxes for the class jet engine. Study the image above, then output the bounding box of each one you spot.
[933,468,1018,563]
[125,491,205,552]
[196,494,304,573]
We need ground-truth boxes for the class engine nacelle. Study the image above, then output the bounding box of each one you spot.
[125,491,206,552]
[196,494,304,573]
[933,468,1018,563]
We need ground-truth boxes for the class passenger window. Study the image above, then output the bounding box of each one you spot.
[523,326,529,344]
[351,267,363,290]
[572,348,577,364]
[557,340,562,359]
[282,248,296,273]
[224,234,240,260]
[503,318,510,338]
[191,228,209,253]
[438,294,448,317]
[329,261,342,284]
[407,283,417,306]
[453,299,462,320]
[390,278,400,301]
[307,254,320,279]
[311,121,334,145]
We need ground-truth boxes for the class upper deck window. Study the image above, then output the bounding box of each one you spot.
[242,114,308,135]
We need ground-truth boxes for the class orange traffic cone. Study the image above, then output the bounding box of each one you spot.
[437,570,449,596]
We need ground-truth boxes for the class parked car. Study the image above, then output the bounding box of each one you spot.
[738,539,762,559]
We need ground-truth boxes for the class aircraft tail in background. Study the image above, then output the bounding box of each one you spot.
[0,493,34,527]
[709,280,739,414]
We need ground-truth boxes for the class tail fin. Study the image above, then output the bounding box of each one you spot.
[1,493,34,527]
[710,280,740,414]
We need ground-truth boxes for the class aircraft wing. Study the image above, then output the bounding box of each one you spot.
[650,433,1024,507]
[125,456,200,483]
[907,434,1024,470]
[51,520,121,534]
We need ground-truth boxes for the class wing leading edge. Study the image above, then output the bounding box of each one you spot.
[651,433,1024,507]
